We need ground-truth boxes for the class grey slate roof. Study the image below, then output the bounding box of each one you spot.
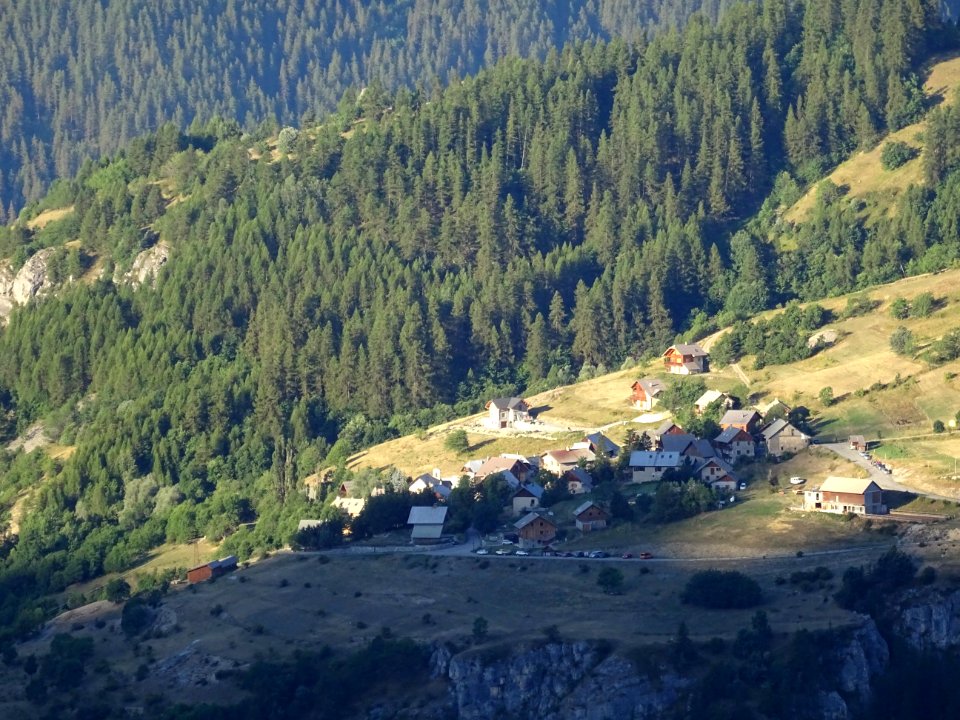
[715,426,751,444]
[653,420,682,437]
[514,482,544,500]
[628,451,683,468]
[760,418,804,439]
[667,343,709,357]
[634,377,667,395]
[489,397,528,410]
[515,511,557,530]
[720,409,761,427]
[407,506,449,526]
[660,433,697,454]
[584,431,620,456]
[574,501,607,517]
[563,467,593,485]
[694,456,734,474]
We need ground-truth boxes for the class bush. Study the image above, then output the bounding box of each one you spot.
[819,386,834,407]
[681,570,763,609]
[889,297,910,319]
[444,429,470,454]
[881,141,917,170]
[912,292,935,318]
[121,598,154,637]
[934,420,946,434]
[105,577,131,604]
[597,567,625,595]
[890,326,915,356]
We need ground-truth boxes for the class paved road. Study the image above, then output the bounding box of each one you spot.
[819,442,958,501]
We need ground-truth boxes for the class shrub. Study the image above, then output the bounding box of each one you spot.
[889,297,911,319]
[444,429,470,454]
[472,617,488,642]
[912,292,935,318]
[819,386,834,407]
[881,141,917,170]
[597,567,625,595]
[934,420,946,434]
[890,326,915,356]
[105,577,131,604]
[681,570,763,609]
[121,598,154,637]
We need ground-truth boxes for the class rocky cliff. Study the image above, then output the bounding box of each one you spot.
[0,248,59,322]
[0,241,170,322]
[431,641,687,720]
[895,588,960,651]
[426,621,890,720]
[115,242,169,288]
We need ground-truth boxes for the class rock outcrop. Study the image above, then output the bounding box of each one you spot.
[834,618,889,704]
[0,261,13,320]
[11,247,57,304]
[425,619,895,720]
[0,249,61,322]
[441,641,688,720]
[895,589,960,650]
[117,242,169,288]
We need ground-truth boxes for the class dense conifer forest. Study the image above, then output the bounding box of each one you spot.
[0,0,959,644]
[0,0,742,217]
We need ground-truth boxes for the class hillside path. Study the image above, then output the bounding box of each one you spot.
[730,363,751,387]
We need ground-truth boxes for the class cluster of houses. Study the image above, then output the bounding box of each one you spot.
[306,341,887,548]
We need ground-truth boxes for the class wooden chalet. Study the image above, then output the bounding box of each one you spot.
[662,344,709,375]
[515,512,558,548]
[631,377,667,411]
[574,501,609,532]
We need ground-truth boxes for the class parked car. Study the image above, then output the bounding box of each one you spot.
[789,476,806,485]
[475,548,489,555]
[621,553,633,559]
[515,549,529,556]
[639,552,654,560]
[495,548,511,555]
[738,481,747,491]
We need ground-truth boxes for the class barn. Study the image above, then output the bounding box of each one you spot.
[187,556,238,584]
[803,477,886,515]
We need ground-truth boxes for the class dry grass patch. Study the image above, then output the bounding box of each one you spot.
[785,54,960,224]
[4,549,883,712]
[348,427,581,477]
[25,206,74,230]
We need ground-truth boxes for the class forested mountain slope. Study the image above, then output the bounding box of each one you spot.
[0,0,958,639]
[0,0,740,219]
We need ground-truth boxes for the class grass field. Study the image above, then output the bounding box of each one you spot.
[24,206,74,230]
[785,54,960,223]
[2,544,893,714]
